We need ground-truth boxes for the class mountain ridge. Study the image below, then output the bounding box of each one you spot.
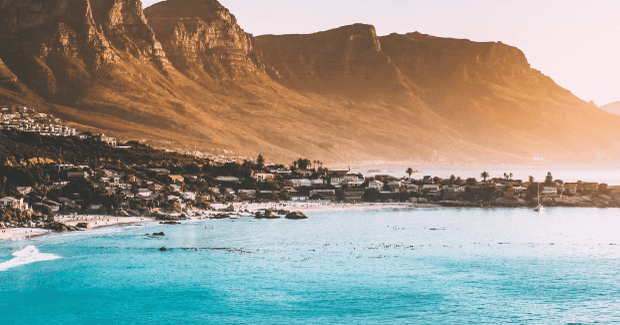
[0,0,618,164]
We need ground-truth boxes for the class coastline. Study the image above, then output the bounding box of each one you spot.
[0,216,154,241]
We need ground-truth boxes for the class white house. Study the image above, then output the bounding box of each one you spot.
[367,180,384,191]
[0,197,28,211]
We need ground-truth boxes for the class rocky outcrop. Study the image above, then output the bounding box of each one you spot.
[144,0,262,80]
[0,0,168,101]
[285,211,308,219]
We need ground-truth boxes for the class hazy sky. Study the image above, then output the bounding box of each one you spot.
[142,0,619,106]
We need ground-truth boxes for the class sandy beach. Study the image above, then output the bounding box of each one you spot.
[0,216,153,241]
[0,202,427,241]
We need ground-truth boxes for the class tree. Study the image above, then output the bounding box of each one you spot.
[296,158,311,170]
[481,171,489,182]
[256,154,265,168]
[449,174,456,185]
[529,175,534,184]
[545,172,553,185]
[406,167,414,178]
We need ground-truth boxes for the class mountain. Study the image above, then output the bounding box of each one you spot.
[0,0,619,165]
[602,101,620,116]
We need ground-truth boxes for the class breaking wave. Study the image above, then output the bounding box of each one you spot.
[0,246,62,271]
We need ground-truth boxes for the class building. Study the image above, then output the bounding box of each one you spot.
[253,173,275,182]
[215,176,240,183]
[97,134,117,146]
[0,197,28,210]
[367,180,384,191]
[422,184,441,196]
[289,179,312,188]
[309,189,336,200]
[542,187,558,197]
[343,187,365,201]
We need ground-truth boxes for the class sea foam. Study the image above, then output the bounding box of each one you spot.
[0,246,62,271]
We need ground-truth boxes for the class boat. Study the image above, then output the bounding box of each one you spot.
[534,183,545,212]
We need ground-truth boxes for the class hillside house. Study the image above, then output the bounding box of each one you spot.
[367,180,384,191]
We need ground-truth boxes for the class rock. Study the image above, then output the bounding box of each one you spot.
[76,222,92,229]
[285,211,308,219]
[254,212,264,219]
[152,232,165,236]
[264,210,280,219]
[158,247,168,251]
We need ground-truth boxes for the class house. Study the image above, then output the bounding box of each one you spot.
[137,188,152,197]
[97,134,117,146]
[297,170,314,177]
[542,187,558,197]
[168,175,185,184]
[422,184,441,196]
[343,187,365,201]
[238,189,257,199]
[387,181,403,193]
[182,192,197,201]
[578,182,599,193]
[169,184,182,193]
[311,178,327,186]
[253,173,275,182]
[367,180,384,191]
[215,176,240,183]
[67,171,89,179]
[0,197,28,211]
[289,179,312,188]
[563,183,578,194]
[310,189,336,200]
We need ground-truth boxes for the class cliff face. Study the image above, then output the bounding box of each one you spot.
[0,0,169,103]
[144,0,262,81]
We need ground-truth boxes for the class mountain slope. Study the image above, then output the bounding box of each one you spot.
[602,101,620,116]
[0,0,618,164]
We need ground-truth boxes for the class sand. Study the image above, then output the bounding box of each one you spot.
[0,216,154,241]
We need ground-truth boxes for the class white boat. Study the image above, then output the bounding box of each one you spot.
[534,183,545,212]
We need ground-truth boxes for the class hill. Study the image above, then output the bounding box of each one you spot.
[0,0,619,165]
[601,101,620,116]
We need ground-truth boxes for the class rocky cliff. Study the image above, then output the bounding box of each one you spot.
[144,0,262,82]
[0,0,619,164]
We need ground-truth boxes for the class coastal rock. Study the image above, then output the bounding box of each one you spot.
[158,247,168,251]
[76,222,92,229]
[264,210,280,219]
[152,232,165,236]
[285,211,308,219]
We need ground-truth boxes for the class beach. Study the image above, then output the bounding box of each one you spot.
[0,216,152,241]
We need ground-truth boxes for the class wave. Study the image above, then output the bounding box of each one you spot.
[0,246,62,271]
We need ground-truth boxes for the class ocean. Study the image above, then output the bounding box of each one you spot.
[2,207,620,324]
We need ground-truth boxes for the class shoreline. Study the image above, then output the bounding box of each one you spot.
[2,201,618,241]
[0,216,155,242]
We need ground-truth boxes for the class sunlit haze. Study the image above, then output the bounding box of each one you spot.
[142,0,620,106]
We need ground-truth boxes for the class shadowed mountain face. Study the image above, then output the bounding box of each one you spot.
[0,0,619,164]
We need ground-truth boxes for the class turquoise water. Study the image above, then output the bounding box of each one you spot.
[2,207,620,324]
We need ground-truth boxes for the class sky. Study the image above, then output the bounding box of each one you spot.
[141,0,620,106]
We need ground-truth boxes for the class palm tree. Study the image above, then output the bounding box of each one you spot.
[509,173,513,180]
[406,167,414,178]
[481,171,489,182]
